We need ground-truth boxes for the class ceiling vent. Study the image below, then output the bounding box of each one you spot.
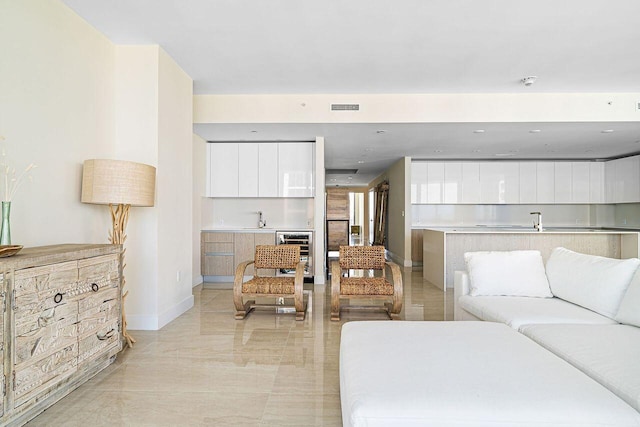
[326,169,358,175]
[330,103,359,111]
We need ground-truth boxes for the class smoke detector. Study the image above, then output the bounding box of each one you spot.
[521,76,537,86]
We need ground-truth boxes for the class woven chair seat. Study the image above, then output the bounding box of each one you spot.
[340,277,394,295]
[242,276,296,294]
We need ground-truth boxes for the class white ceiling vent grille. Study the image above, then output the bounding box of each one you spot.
[331,103,360,111]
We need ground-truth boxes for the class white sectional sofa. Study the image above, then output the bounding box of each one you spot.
[339,247,640,427]
[454,247,640,414]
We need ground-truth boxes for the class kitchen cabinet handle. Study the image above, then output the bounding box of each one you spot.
[97,329,115,341]
[54,293,63,303]
[91,283,99,292]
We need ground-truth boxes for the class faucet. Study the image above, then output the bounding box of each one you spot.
[530,212,543,232]
[258,211,266,228]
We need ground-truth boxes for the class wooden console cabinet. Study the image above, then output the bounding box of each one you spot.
[1,244,122,426]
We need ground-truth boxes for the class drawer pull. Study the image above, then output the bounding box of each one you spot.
[91,283,99,292]
[54,293,63,304]
[97,329,115,341]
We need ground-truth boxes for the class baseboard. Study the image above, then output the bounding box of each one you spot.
[128,294,194,331]
[386,249,412,268]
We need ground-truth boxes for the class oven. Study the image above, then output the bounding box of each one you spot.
[276,231,313,278]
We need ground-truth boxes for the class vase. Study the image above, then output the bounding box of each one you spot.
[0,201,11,245]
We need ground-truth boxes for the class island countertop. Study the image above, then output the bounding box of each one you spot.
[414,226,640,234]
[421,228,639,290]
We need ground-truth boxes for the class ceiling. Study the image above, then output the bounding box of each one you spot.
[62,0,640,186]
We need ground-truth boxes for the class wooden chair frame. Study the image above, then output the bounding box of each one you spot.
[330,246,403,321]
[233,245,307,321]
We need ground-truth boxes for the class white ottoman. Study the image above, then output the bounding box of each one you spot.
[340,321,640,427]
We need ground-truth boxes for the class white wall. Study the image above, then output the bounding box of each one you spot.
[193,134,206,286]
[156,48,194,327]
[0,0,115,245]
[1,1,195,331]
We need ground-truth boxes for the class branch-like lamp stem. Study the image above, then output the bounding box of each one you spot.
[109,203,135,348]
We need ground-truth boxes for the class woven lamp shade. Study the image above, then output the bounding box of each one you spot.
[81,159,156,207]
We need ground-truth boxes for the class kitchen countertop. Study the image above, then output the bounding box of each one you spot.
[203,228,314,233]
[414,226,639,234]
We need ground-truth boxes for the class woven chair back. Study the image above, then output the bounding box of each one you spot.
[339,245,386,270]
[254,245,301,269]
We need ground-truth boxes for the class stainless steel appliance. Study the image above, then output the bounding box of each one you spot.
[276,231,313,278]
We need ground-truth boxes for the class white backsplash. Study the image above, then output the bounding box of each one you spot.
[411,204,617,228]
[202,197,314,229]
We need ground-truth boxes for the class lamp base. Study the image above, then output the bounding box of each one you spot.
[110,203,136,348]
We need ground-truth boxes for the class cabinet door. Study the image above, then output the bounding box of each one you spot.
[411,162,428,204]
[234,233,255,276]
[201,232,235,275]
[480,162,519,204]
[571,162,590,203]
[209,143,239,197]
[238,143,259,197]
[589,162,605,203]
[554,162,572,203]
[443,162,462,204]
[604,159,619,203]
[461,162,480,204]
[536,162,555,203]
[519,162,537,203]
[278,143,314,197]
[619,155,640,202]
[258,143,278,197]
[426,162,444,204]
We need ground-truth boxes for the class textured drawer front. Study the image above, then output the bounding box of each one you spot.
[202,232,234,243]
[204,242,233,254]
[14,342,78,408]
[77,254,119,296]
[78,318,120,366]
[14,261,78,297]
[203,255,234,275]
[78,287,119,338]
[15,304,78,366]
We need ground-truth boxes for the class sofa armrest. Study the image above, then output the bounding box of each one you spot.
[454,270,470,321]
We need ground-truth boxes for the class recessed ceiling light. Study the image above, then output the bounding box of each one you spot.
[434,149,443,153]
[347,176,353,180]
[473,149,482,153]
[357,160,365,164]
[365,148,374,152]
[473,130,485,133]
[250,130,258,133]
[495,153,515,157]
[529,129,541,133]
[330,178,337,182]
[601,129,614,133]
[376,130,386,134]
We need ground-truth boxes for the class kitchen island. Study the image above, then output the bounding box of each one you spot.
[421,227,640,289]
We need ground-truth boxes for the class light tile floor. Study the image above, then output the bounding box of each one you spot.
[27,269,452,426]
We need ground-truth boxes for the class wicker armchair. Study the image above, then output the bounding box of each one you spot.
[330,245,403,321]
[234,245,307,320]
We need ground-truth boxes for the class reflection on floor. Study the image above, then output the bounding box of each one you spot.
[27,269,452,426]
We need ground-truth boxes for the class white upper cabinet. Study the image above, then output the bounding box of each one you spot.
[571,162,590,203]
[444,162,463,204]
[258,143,278,197]
[206,142,314,198]
[426,162,444,203]
[209,143,239,197]
[461,162,481,204]
[238,143,259,197]
[606,155,640,203]
[411,162,428,204]
[589,162,605,204]
[518,162,537,203]
[554,162,572,203]
[278,143,314,197]
[536,162,555,204]
[479,162,519,204]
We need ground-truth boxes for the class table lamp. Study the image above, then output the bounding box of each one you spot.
[81,159,156,348]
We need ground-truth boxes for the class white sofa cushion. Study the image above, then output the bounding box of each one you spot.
[464,250,552,297]
[616,267,640,327]
[545,247,640,318]
[520,324,640,413]
[340,321,640,427]
[458,295,618,330]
